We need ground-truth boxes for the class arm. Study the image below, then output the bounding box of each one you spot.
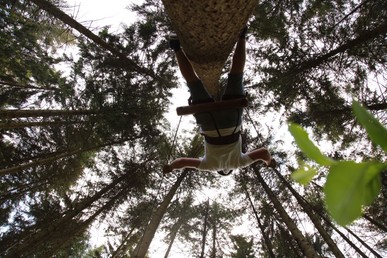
[163,157,201,174]
[246,148,273,166]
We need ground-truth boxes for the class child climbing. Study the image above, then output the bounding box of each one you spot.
[163,28,274,175]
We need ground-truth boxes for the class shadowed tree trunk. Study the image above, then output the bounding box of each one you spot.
[210,206,217,258]
[163,219,183,258]
[0,80,58,90]
[200,199,210,258]
[111,227,136,258]
[0,109,99,119]
[161,0,257,97]
[277,22,387,81]
[4,173,128,257]
[29,0,167,83]
[272,168,345,258]
[0,138,133,176]
[253,167,320,258]
[32,188,128,258]
[344,227,382,258]
[242,177,275,258]
[133,170,188,258]
[0,120,82,130]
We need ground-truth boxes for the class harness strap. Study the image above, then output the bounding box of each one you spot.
[205,132,240,145]
[190,96,244,145]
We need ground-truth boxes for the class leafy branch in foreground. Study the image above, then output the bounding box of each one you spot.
[289,101,387,226]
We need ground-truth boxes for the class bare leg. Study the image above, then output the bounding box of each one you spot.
[174,49,200,83]
[230,37,246,75]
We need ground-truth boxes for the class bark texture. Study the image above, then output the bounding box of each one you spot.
[254,167,320,258]
[133,170,188,258]
[162,0,257,97]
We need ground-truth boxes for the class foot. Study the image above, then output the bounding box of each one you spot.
[169,34,181,51]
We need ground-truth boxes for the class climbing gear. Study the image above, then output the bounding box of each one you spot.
[177,95,247,145]
[217,170,233,176]
[204,132,240,145]
[167,115,182,162]
[176,97,247,116]
[168,33,181,51]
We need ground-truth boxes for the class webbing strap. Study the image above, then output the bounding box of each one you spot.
[205,133,240,145]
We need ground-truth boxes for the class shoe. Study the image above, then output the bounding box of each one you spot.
[169,33,181,51]
[240,26,248,39]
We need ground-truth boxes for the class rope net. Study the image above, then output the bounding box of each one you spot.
[162,0,257,97]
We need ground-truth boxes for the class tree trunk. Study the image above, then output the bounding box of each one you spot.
[29,0,167,84]
[0,120,82,130]
[325,221,369,258]
[211,214,217,258]
[161,0,257,97]
[344,227,382,258]
[200,199,210,258]
[36,188,128,258]
[0,138,131,176]
[163,220,183,258]
[310,183,381,258]
[133,170,188,258]
[0,80,58,91]
[0,109,98,119]
[362,213,387,233]
[5,174,126,257]
[111,227,136,258]
[242,179,275,258]
[273,168,345,258]
[253,167,320,258]
[286,22,387,77]
[301,102,387,122]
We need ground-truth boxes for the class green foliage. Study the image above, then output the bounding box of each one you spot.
[325,161,382,225]
[2,0,386,256]
[289,124,334,166]
[352,101,387,152]
[290,102,387,226]
[230,235,255,258]
[290,163,317,185]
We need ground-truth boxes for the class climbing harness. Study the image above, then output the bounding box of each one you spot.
[176,96,248,145]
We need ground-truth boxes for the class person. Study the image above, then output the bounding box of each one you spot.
[163,27,273,175]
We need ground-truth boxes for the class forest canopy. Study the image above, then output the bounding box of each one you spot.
[0,0,386,257]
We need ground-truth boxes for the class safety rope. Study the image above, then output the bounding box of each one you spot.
[154,115,183,204]
[167,115,183,162]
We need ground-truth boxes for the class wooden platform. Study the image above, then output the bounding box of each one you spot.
[176,98,248,116]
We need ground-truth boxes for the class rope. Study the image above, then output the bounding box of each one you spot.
[153,115,183,203]
[167,115,183,162]
[245,106,262,143]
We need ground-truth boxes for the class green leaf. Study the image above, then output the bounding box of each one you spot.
[363,162,384,205]
[364,175,381,206]
[324,161,384,226]
[352,101,387,152]
[324,161,366,226]
[291,164,317,185]
[289,123,334,166]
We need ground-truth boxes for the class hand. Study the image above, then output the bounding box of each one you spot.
[163,164,173,174]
